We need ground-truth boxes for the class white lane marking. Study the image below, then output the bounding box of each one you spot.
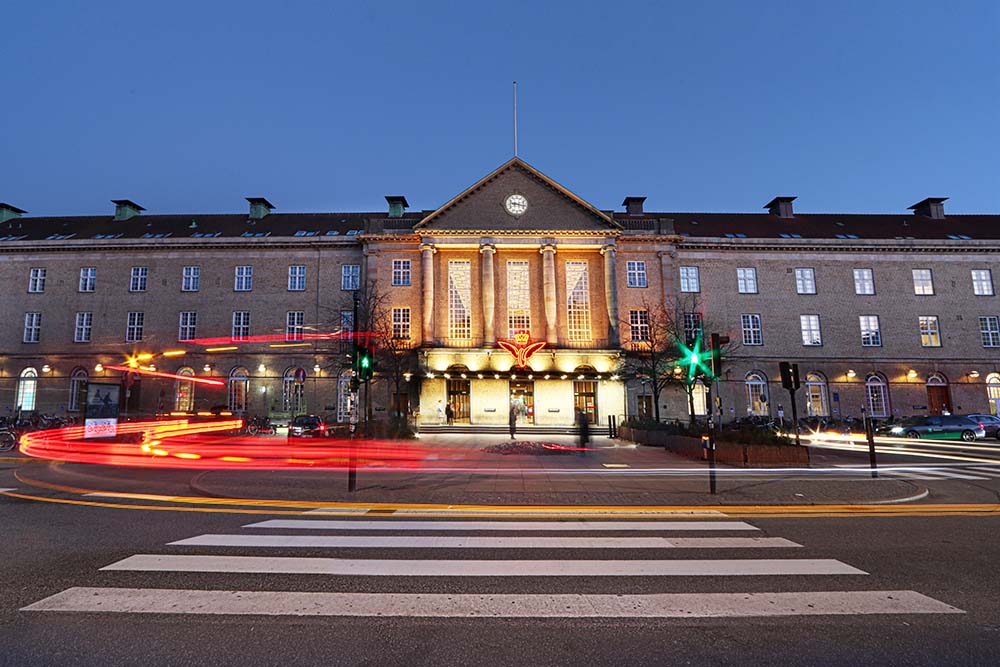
[23,588,960,617]
[101,555,865,576]
[244,520,759,532]
[914,469,990,480]
[879,471,939,481]
[303,508,375,514]
[384,509,728,516]
[168,535,800,549]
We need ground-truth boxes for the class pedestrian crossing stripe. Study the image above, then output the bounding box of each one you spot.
[244,519,759,531]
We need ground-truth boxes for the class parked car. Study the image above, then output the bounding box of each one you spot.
[964,414,1000,439]
[888,415,986,441]
[288,414,329,438]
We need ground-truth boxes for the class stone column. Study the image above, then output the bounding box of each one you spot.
[480,241,496,346]
[540,242,558,345]
[420,243,436,344]
[601,243,619,346]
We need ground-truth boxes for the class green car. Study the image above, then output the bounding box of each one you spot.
[889,416,986,441]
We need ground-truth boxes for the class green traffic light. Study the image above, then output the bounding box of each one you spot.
[361,356,370,368]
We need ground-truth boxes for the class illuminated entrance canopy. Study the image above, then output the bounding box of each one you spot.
[497,331,546,368]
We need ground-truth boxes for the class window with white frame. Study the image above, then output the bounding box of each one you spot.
[178,311,197,341]
[125,311,144,342]
[391,259,411,286]
[626,261,647,288]
[337,371,353,422]
[231,311,250,341]
[79,267,96,292]
[853,268,874,295]
[287,265,306,291]
[859,315,882,347]
[286,311,305,341]
[68,368,88,412]
[448,260,472,339]
[736,267,757,294]
[683,312,703,346]
[23,312,41,343]
[566,261,592,341]
[745,372,769,416]
[980,316,1000,348]
[28,268,46,293]
[919,316,941,347]
[234,266,253,291]
[866,374,890,417]
[679,266,700,293]
[794,268,816,294]
[282,367,306,413]
[506,260,531,337]
[74,312,92,343]
[392,307,411,339]
[971,269,994,296]
[912,269,934,295]
[629,309,649,342]
[800,314,822,346]
[341,264,360,291]
[988,373,1000,416]
[130,266,148,292]
[228,367,249,413]
[339,310,354,352]
[174,367,195,412]
[17,368,38,411]
[692,380,708,416]
[182,266,200,292]
[805,372,829,417]
[741,314,762,346]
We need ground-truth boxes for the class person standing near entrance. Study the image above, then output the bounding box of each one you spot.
[509,403,518,439]
[436,400,446,425]
[577,409,590,454]
[445,402,454,425]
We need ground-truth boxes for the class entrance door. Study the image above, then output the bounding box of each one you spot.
[638,395,653,420]
[447,379,470,423]
[927,384,951,415]
[573,381,597,423]
[509,380,534,425]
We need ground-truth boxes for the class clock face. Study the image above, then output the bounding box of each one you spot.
[504,193,528,217]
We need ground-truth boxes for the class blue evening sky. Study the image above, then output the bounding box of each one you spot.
[1,1,997,216]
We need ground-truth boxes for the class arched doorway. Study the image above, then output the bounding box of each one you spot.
[282,367,306,414]
[228,367,249,413]
[573,365,598,423]
[805,372,829,417]
[745,371,769,416]
[866,373,890,417]
[174,367,195,412]
[926,373,951,415]
[68,367,88,412]
[446,365,471,423]
[17,367,38,413]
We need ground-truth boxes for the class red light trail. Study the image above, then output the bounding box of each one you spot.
[103,365,225,386]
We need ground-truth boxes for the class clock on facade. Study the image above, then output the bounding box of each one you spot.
[504,193,528,217]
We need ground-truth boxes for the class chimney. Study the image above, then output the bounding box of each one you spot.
[246,197,275,220]
[764,196,796,219]
[112,199,145,221]
[385,196,409,219]
[622,196,646,215]
[0,203,27,223]
[908,197,947,220]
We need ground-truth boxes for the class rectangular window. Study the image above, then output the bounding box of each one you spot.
[683,312,703,346]
[391,259,411,286]
[74,312,93,343]
[919,315,941,347]
[231,311,250,341]
[629,309,650,341]
[860,315,882,347]
[182,266,200,292]
[287,265,306,291]
[178,311,197,341]
[79,267,96,292]
[912,269,934,295]
[736,267,758,294]
[234,266,253,291]
[626,261,647,288]
[341,264,360,291]
[286,311,305,341]
[566,261,592,341]
[447,260,472,339]
[392,307,411,339]
[679,266,700,293]
[741,314,762,346]
[506,260,531,337]
[971,269,994,296]
[795,268,816,294]
[853,268,874,295]
[130,267,148,292]
[980,317,1000,348]
[28,268,46,293]
[339,310,354,352]
[125,312,144,342]
[800,314,822,346]
[23,312,41,343]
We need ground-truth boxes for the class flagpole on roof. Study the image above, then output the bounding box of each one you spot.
[513,80,518,157]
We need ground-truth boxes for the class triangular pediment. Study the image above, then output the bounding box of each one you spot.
[417,158,620,232]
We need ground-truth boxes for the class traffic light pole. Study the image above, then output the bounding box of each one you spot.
[348,293,360,493]
[707,385,717,495]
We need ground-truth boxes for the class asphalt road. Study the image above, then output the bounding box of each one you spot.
[2,464,999,666]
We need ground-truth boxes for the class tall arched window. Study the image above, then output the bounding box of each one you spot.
[282,367,306,413]
[805,372,829,417]
[174,367,195,412]
[987,373,1000,416]
[745,372,769,416]
[68,367,88,412]
[228,367,249,413]
[17,367,38,412]
[692,379,708,416]
[866,373,890,417]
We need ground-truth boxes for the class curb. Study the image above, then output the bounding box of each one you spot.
[0,456,48,464]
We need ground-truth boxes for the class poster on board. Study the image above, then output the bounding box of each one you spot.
[84,382,121,439]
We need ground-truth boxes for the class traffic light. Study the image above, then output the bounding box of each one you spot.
[357,345,373,380]
[709,333,729,379]
[779,361,800,391]
[677,336,713,383]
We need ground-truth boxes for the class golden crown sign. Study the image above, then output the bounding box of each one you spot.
[498,330,546,368]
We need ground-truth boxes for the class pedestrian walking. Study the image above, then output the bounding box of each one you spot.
[445,402,454,425]
[509,403,518,439]
[577,409,590,454]
[436,400,446,424]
